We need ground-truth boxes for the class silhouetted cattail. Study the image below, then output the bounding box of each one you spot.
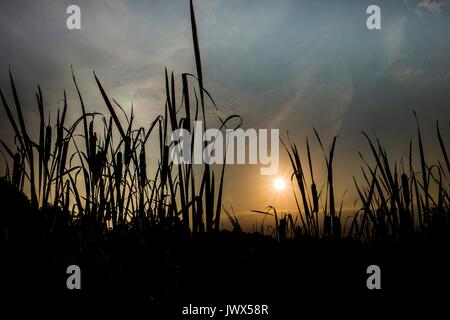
[114,151,123,215]
[93,150,105,185]
[124,136,131,166]
[115,152,123,181]
[12,152,21,187]
[59,140,69,176]
[139,148,146,188]
[44,125,52,163]
[89,132,97,166]
[160,145,169,186]
[401,173,410,208]
[64,181,70,212]
[311,183,319,213]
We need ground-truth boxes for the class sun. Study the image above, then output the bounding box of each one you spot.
[273,177,287,191]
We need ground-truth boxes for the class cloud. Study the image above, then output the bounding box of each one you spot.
[0,0,195,128]
[417,0,448,15]
[400,67,425,76]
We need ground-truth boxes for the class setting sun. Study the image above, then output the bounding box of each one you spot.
[273,177,287,191]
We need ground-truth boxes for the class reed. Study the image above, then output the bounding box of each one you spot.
[0,0,231,240]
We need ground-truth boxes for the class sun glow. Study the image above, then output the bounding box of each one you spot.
[273,177,287,191]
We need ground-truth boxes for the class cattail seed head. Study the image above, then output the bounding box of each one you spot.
[12,152,21,187]
[124,136,131,166]
[312,183,319,213]
[401,173,410,208]
[44,125,52,163]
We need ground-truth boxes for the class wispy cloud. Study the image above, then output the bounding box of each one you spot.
[417,0,448,15]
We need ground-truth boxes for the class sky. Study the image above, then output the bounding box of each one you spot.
[1,0,450,226]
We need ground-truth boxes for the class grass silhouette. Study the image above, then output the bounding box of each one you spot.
[0,0,449,316]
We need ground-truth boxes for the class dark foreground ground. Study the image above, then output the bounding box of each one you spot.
[1,180,449,318]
